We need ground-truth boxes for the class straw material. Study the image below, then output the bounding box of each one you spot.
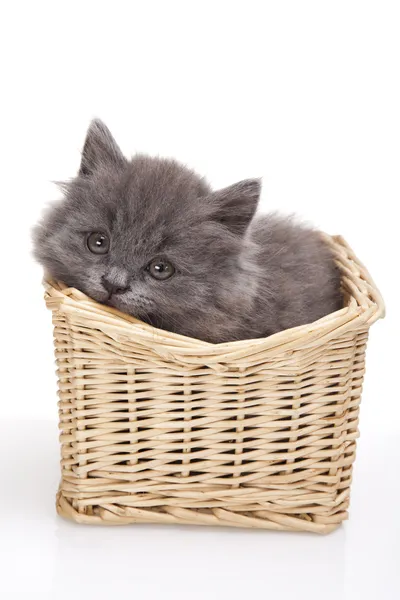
[44,235,384,534]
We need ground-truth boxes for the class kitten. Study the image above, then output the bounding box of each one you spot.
[33,119,342,343]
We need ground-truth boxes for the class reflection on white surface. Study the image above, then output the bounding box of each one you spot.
[0,420,398,600]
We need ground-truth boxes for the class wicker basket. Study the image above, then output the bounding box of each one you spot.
[44,235,384,534]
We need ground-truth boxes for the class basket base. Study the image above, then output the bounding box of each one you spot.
[56,490,342,534]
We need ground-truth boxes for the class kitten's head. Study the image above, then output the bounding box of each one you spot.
[33,119,261,341]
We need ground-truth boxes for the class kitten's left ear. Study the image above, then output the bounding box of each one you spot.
[209,178,261,235]
[79,118,127,177]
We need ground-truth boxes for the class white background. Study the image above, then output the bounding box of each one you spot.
[0,2,399,599]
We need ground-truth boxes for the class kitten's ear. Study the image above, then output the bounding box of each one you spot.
[79,118,126,177]
[209,178,261,235]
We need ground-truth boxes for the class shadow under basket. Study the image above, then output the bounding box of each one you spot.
[44,235,384,534]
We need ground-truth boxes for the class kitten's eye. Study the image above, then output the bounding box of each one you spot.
[86,232,110,255]
[147,258,175,280]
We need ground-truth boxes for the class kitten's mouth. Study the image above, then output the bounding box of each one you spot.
[104,291,131,310]
[105,293,121,305]
[104,291,154,319]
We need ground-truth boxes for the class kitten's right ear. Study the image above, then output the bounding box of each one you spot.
[208,178,261,236]
[79,119,127,177]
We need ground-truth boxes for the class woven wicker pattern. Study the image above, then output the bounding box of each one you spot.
[44,235,384,534]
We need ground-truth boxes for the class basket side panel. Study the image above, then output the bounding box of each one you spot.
[53,309,369,533]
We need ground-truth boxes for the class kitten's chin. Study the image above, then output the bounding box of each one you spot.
[81,286,112,305]
[90,290,111,304]
[106,294,145,318]
[104,296,122,310]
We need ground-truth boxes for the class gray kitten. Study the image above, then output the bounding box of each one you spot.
[33,119,342,343]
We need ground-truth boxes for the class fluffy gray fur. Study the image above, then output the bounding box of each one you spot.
[33,119,342,343]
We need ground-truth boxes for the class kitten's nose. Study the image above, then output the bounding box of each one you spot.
[102,275,129,296]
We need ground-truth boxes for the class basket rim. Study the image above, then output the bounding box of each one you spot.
[43,234,384,363]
